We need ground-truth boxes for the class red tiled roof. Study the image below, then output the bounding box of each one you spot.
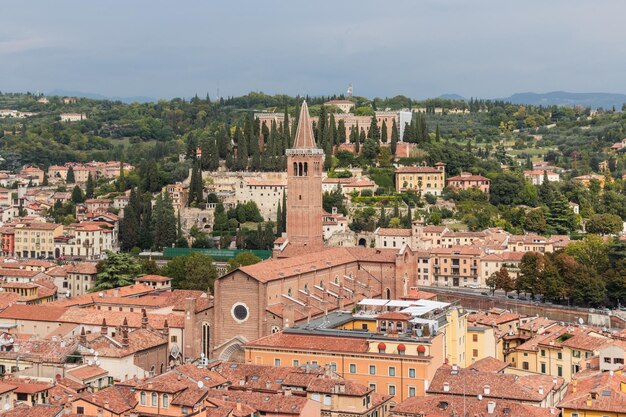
[0,404,64,417]
[377,228,412,237]
[469,356,509,373]
[67,365,108,381]
[205,390,309,415]
[245,332,369,354]
[558,370,626,413]
[75,385,137,414]
[391,395,554,417]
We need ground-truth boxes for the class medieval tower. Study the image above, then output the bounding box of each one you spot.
[286,101,324,247]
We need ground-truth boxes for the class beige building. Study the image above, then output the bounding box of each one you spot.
[14,222,63,259]
[324,99,355,113]
[395,164,446,195]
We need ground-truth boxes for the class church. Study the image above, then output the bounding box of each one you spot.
[210,101,418,361]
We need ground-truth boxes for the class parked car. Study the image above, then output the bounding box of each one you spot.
[480,291,489,296]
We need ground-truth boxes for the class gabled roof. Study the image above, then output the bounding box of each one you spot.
[558,370,626,413]
[75,385,137,414]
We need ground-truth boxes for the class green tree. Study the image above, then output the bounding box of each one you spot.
[71,185,84,204]
[390,119,399,155]
[227,252,261,272]
[188,161,203,206]
[93,251,142,291]
[586,214,623,235]
[546,192,577,234]
[66,166,75,183]
[161,252,217,291]
[517,252,544,298]
[85,173,95,199]
[152,192,177,250]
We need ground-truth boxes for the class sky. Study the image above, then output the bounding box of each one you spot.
[2,0,626,100]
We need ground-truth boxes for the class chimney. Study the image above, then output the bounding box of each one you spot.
[451,364,458,374]
[236,399,242,412]
[147,382,153,390]
[64,403,72,415]
[484,385,491,395]
[487,401,496,414]
[443,382,450,392]
[79,326,87,344]
[113,288,119,297]
[265,380,272,389]
[538,386,544,396]
[101,318,108,335]
[162,319,169,337]
[572,379,577,393]
[122,327,129,347]
[141,309,148,329]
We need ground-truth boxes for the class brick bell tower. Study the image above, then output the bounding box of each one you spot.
[286,101,324,247]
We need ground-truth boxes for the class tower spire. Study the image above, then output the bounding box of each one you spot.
[292,101,317,149]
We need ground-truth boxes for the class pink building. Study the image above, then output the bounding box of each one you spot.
[446,172,490,193]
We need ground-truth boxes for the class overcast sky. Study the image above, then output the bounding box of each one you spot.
[2,0,625,100]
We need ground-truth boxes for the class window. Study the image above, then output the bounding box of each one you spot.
[274,359,281,366]
[523,361,529,370]
[349,364,356,374]
[369,365,376,375]
[409,368,416,378]
[541,363,546,374]
[389,385,396,396]
[369,383,376,391]
[76,407,84,415]
[162,394,169,408]
[151,392,158,406]
[557,352,562,360]
[171,336,177,343]
[329,362,337,372]
[541,349,546,357]
[389,367,396,376]
[573,350,581,358]
[615,358,624,364]
[604,357,612,364]
[293,360,299,366]
[472,334,478,342]
[140,392,146,405]
[409,387,416,397]
[182,406,189,415]
[557,366,563,377]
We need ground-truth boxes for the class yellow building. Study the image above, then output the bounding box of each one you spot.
[466,324,498,366]
[508,325,610,382]
[244,301,468,402]
[558,369,626,417]
[13,222,63,259]
[395,164,446,195]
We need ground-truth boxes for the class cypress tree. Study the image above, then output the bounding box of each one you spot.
[66,166,75,184]
[188,161,203,206]
[138,199,153,250]
[317,106,327,147]
[381,120,388,143]
[435,123,441,141]
[281,192,287,234]
[276,201,283,236]
[234,126,247,171]
[248,115,261,171]
[391,119,399,155]
[85,174,95,199]
[153,192,177,250]
[329,113,337,147]
[368,115,380,142]
[337,119,347,145]
[120,188,140,251]
[42,172,48,186]
[71,185,84,204]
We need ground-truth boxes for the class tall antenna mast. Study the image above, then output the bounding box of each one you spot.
[347,83,353,98]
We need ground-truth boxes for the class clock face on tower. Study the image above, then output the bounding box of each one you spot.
[231,303,249,323]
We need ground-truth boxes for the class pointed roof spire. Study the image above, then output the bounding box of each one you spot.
[292,101,317,149]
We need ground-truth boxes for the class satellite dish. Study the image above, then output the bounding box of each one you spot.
[477,394,483,400]
[95,360,100,366]
[578,318,584,325]
[87,360,93,366]
[8,338,13,344]
[197,381,204,389]
[99,292,104,298]
[94,351,99,357]
[200,353,205,358]
[89,348,95,354]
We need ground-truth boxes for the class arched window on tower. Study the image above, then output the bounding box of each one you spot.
[293,162,298,176]
[298,162,303,176]
[303,162,308,176]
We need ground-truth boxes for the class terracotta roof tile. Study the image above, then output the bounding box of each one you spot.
[391,395,554,417]
[245,332,369,354]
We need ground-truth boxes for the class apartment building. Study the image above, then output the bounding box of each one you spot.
[13,222,63,259]
[395,164,446,195]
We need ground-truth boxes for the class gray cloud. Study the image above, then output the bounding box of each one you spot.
[1,0,625,99]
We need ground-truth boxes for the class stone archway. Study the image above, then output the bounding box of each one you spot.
[358,238,367,247]
[218,337,248,363]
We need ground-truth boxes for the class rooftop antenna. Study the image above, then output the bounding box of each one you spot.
[347,83,353,98]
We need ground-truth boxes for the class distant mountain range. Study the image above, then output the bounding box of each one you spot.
[439,91,626,109]
[46,89,156,104]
